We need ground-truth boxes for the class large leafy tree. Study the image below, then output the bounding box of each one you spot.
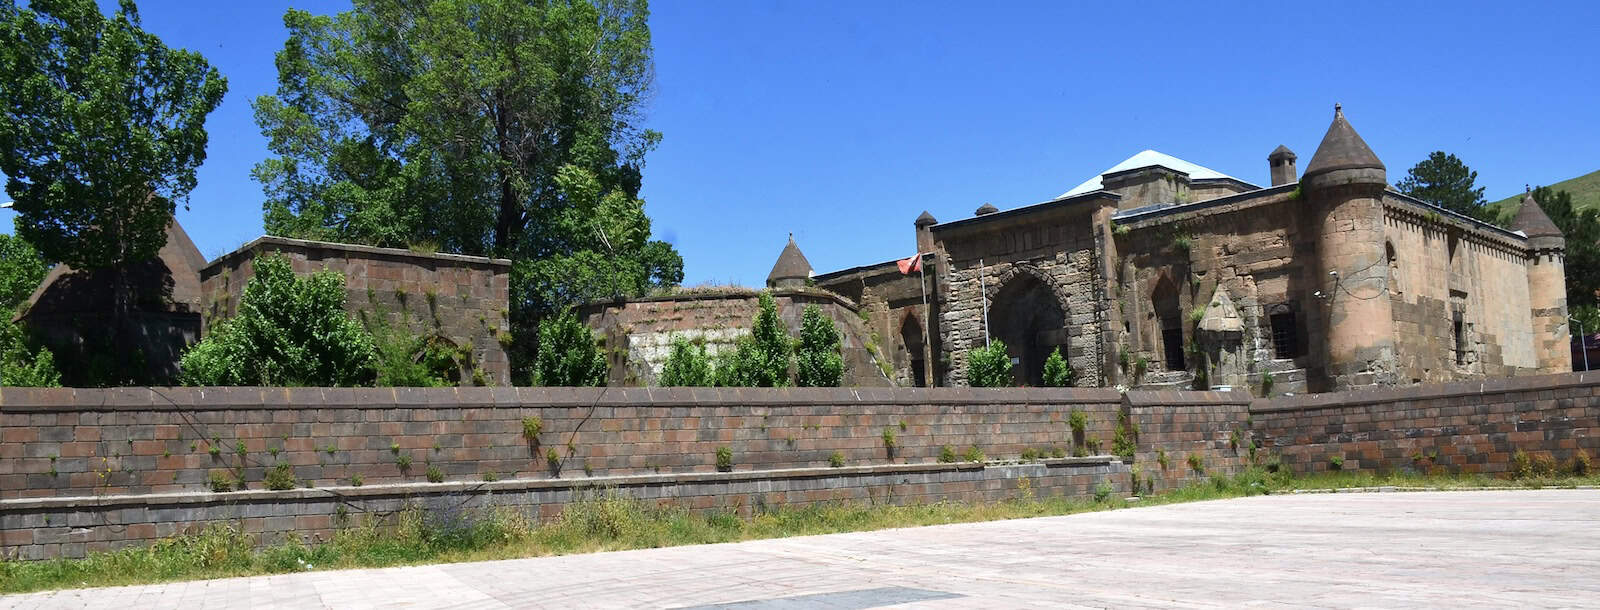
[0,229,48,312]
[251,0,683,382]
[180,255,377,386]
[1397,151,1489,220]
[0,0,226,342]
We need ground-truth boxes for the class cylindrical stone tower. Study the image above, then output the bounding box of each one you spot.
[1511,188,1572,372]
[1302,105,1397,390]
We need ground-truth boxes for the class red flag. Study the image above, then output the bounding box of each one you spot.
[897,253,923,275]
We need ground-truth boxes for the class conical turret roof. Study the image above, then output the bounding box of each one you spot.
[766,234,813,287]
[1302,104,1385,179]
[1512,188,1563,239]
[915,210,938,226]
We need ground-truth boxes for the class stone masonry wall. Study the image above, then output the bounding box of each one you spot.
[199,237,513,385]
[0,459,1128,560]
[1250,372,1599,475]
[0,386,1135,500]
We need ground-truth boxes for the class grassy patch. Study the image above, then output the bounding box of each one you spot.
[5,469,1599,594]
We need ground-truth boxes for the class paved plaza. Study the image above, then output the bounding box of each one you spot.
[4,489,1598,608]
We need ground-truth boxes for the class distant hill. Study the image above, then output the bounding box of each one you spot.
[1484,169,1600,225]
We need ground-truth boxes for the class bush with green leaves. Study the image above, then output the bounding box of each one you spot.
[712,293,792,387]
[967,339,1013,388]
[659,336,714,386]
[532,309,606,387]
[0,318,60,387]
[364,310,463,387]
[0,231,48,313]
[795,305,843,387]
[180,254,376,386]
[1041,346,1075,387]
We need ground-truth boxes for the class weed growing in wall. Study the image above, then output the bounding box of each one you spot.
[881,427,897,458]
[1328,455,1344,471]
[828,451,846,468]
[938,445,958,463]
[426,465,444,483]
[715,446,734,472]
[963,446,985,463]
[396,453,413,471]
[1093,480,1115,502]
[546,449,562,476]
[351,473,364,486]
[265,464,297,491]
[208,470,234,493]
[1187,453,1204,474]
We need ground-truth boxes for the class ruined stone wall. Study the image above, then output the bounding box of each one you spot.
[199,237,513,385]
[932,204,1104,386]
[816,259,938,387]
[1383,200,1539,384]
[577,289,890,387]
[1114,187,1316,393]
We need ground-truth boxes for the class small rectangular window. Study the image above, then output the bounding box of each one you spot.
[1454,314,1467,365]
[1270,312,1297,359]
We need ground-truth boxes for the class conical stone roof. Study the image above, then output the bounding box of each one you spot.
[766,234,813,288]
[1268,145,1297,161]
[1302,104,1385,181]
[915,210,938,227]
[1511,189,1563,239]
[975,203,998,216]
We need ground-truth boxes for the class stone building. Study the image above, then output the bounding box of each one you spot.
[14,219,207,385]
[579,236,891,386]
[811,105,1570,392]
[200,236,514,385]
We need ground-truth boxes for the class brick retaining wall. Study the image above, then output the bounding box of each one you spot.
[2,387,1163,499]
[1250,372,1600,475]
[0,459,1128,560]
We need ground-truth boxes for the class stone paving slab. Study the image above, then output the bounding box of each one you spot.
[4,489,1598,608]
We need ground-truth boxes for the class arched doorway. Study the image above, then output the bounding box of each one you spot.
[989,273,1067,386]
[899,314,927,387]
[1152,274,1185,372]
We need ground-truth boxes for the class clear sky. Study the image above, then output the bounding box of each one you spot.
[4,0,1598,287]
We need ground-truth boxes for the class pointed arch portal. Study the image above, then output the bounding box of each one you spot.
[989,273,1067,386]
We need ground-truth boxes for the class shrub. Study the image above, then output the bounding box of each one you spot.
[963,446,985,463]
[207,470,235,493]
[367,313,462,387]
[426,465,444,483]
[795,305,844,387]
[938,445,958,463]
[1093,480,1114,502]
[1572,449,1593,476]
[746,292,792,387]
[264,463,297,491]
[532,309,606,387]
[715,446,734,472]
[521,417,543,442]
[1041,346,1075,387]
[1050,446,1066,459]
[828,451,846,468]
[396,453,413,470]
[1187,453,1204,474]
[181,254,376,386]
[1067,409,1087,440]
[546,448,562,475]
[0,318,60,387]
[659,337,714,386]
[967,339,1013,387]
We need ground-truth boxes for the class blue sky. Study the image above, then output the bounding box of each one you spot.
[4,1,1598,286]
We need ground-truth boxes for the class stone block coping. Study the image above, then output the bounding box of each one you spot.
[1248,371,1599,414]
[202,235,513,271]
[0,456,1120,513]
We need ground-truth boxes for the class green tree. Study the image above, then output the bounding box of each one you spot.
[0,318,59,387]
[1042,346,1076,387]
[795,305,843,387]
[179,255,376,386]
[1397,151,1488,220]
[967,339,1014,388]
[746,293,792,387]
[659,336,713,386]
[250,0,683,383]
[0,229,48,312]
[0,0,226,360]
[532,309,606,387]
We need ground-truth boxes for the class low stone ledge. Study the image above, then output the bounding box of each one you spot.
[0,457,1120,513]
[1247,371,1599,414]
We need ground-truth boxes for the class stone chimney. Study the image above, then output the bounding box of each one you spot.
[914,210,938,254]
[1268,145,1297,186]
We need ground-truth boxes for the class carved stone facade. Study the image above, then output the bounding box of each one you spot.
[815,106,1570,392]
